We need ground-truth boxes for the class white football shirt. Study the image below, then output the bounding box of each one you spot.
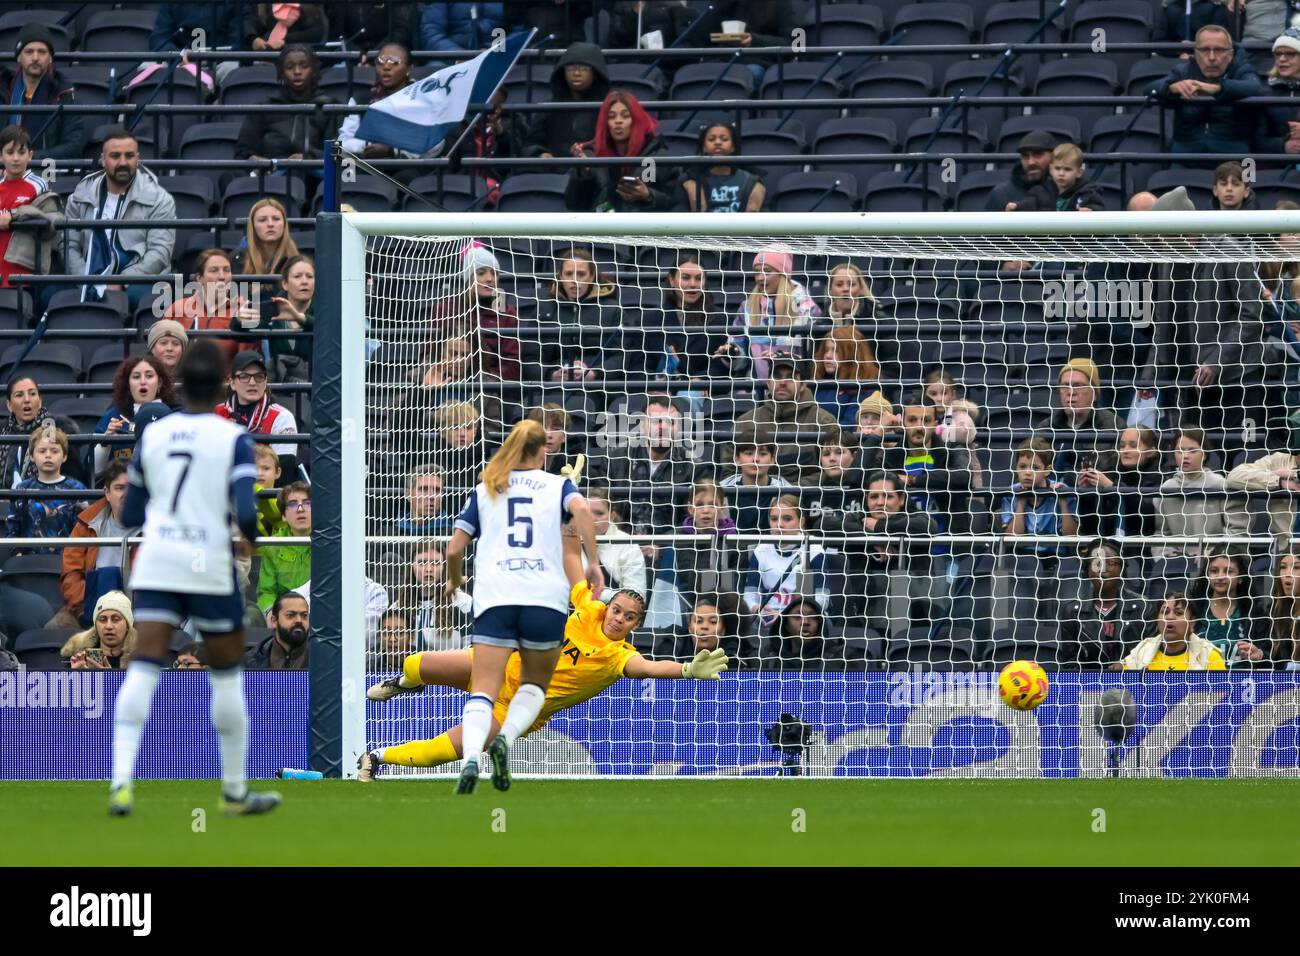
[127,412,257,595]
[455,469,580,616]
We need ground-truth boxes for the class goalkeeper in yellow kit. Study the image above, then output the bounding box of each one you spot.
[358,579,729,785]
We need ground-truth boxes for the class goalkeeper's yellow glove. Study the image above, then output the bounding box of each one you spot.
[560,453,586,486]
[682,648,728,680]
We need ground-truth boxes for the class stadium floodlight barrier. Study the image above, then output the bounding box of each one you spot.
[316,210,1300,780]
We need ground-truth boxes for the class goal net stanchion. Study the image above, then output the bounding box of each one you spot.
[315,210,1300,780]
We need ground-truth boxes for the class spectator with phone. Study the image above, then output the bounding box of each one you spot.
[91,355,176,479]
[1035,358,1121,486]
[162,248,264,364]
[564,91,679,212]
[61,590,137,670]
[267,253,313,379]
[999,438,1078,622]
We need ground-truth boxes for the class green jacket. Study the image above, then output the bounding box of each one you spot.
[256,523,310,611]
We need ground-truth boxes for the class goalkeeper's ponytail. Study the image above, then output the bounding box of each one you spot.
[481,419,547,499]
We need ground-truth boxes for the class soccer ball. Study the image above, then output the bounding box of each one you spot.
[998,660,1049,711]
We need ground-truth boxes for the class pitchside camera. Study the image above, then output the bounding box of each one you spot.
[1093,689,1138,777]
[765,713,814,776]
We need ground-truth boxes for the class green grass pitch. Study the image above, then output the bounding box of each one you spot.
[2,778,1297,866]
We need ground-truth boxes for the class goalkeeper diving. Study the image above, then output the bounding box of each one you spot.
[359,557,728,782]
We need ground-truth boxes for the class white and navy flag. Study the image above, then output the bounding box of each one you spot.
[355,29,534,154]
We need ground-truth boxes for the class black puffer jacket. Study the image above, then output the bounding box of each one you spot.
[523,41,609,158]
[564,134,681,212]
[0,68,86,160]
[234,85,339,160]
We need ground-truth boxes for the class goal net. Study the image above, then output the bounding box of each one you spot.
[327,211,1300,779]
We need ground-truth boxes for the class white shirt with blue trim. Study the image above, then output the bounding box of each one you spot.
[456,468,580,616]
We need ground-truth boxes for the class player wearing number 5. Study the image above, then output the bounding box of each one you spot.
[360,579,729,780]
[109,341,280,818]
[444,419,603,794]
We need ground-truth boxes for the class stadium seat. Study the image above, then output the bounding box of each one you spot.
[1034,59,1120,131]
[44,310,129,371]
[669,63,756,102]
[996,114,1083,153]
[605,63,668,103]
[46,397,113,435]
[1068,0,1155,77]
[862,170,949,213]
[982,2,1065,44]
[758,63,843,131]
[940,61,1027,132]
[86,344,133,385]
[221,177,306,220]
[886,627,977,670]
[1087,112,1163,154]
[0,288,34,327]
[2,553,66,612]
[0,342,83,386]
[154,174,217,220]
[499,64,551,104]
[1254,171,1300,209]
[48,287,128,319]
[1145,169,1212,209]
[736,118,806,183]
[496,174,570,213]
[81,9,153,53]
[889,3,977,74]
[13,629,77,671]
[0,11,74,58]
[406,173,490,213]
[802,4,884,47]
[848,60,935,134]
[318,66,377,104]
[313,174,398,214]
[812,117,898,183]
[771,171,858,212]
[55,65,116,106]
[1126,57,1180,97]
[904,116,989,156]
[951,167,1008,213]
[218,65,282,106]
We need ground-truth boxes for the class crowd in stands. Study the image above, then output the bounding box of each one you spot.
[4,2,1300,675]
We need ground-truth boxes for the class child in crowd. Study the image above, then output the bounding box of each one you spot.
[6,427,87,552]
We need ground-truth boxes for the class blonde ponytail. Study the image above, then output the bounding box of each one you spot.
[481,419,547,498]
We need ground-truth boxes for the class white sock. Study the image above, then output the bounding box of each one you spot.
[209,666,249,801]
[499,683,546,745]
[459,694,494,768]
[111,659,163,789]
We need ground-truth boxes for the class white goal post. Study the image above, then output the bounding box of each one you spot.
[316,210,1300,780]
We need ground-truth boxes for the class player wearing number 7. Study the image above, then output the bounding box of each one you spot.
[108,341,280,818]
[359,579,729,780]
[440,419,604,795]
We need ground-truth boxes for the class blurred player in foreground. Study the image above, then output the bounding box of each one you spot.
[359,574,729,781]
[109,341,279,817]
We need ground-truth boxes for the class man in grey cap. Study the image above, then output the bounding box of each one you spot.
[984,130,1055,211]
[0,22,86,159]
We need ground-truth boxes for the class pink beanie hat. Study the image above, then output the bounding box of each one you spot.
[753,248,793,276]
